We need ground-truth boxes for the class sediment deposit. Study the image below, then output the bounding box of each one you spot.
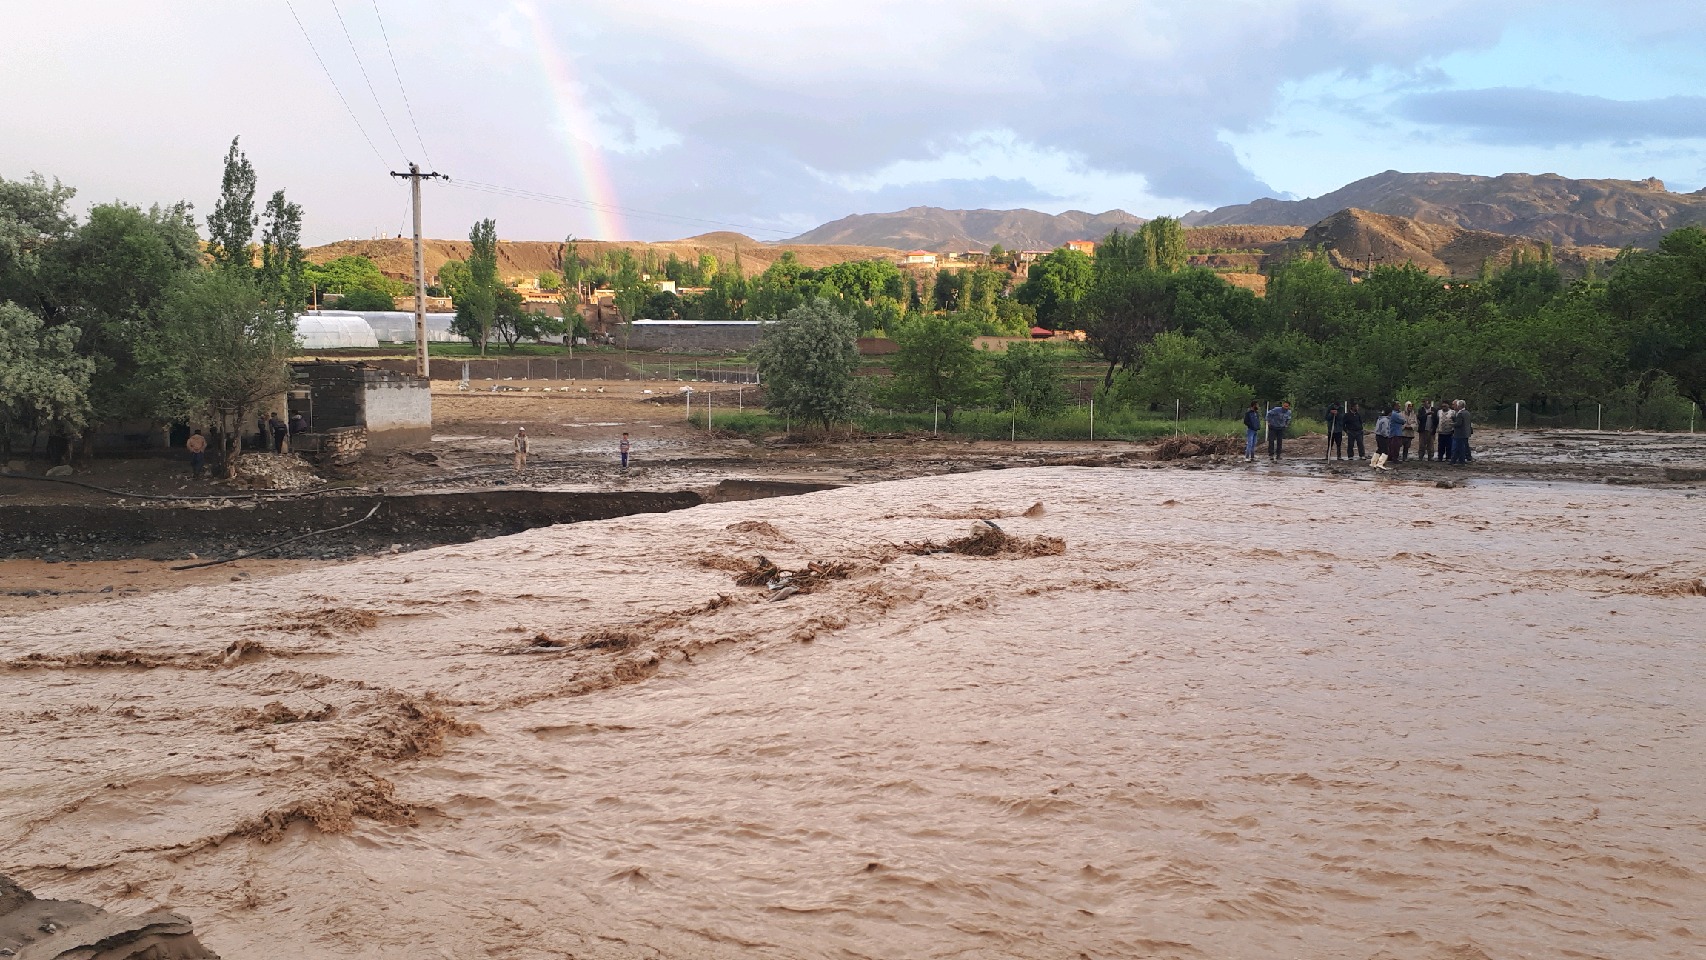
[3,469,1702,958]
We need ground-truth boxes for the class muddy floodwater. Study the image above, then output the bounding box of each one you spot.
[3,469,1703,959]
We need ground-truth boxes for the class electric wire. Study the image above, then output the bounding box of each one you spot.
[283,0,390,167]
[370,0,434,167]
[328,0,408,163]
[446,178,797,240]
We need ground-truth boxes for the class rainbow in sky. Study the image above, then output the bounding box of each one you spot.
[515,2,625,240]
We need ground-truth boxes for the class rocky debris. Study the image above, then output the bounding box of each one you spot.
[1151,434,1241,461]
[227,454,323,491]
[906,521,1066,558]
[0,875,218,959]
[43,466,74,478]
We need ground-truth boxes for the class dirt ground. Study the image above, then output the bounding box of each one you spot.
[4,377,1703,616]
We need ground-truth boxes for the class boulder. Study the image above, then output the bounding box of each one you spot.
[0,875,219,959]
[43,465,74,478]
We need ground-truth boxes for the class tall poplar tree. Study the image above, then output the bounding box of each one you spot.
[206,137,257,272]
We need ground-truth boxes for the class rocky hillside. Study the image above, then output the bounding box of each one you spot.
[1182,170,1706,248]
[306,233,898,284]
[788,206,1148,253]
[1281,208,1619,277]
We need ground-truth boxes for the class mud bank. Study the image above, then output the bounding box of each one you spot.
[0,480,837,562]
[3,469,1701,959]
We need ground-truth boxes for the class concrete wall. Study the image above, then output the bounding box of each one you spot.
[362,376,432,447]
[622,323,761,352]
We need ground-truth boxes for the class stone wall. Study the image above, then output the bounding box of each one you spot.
[318,426,369,466]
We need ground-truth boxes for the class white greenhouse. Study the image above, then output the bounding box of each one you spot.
[295,312,380,349]
[318,309,467,344]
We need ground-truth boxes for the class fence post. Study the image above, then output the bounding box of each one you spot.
[1175,398,1181,434]
[1692,403,1697,434]
[1515,402,1520,431]
[1089,394,1095,441]
[738,387,743,411]
[685,391,691,422]
[706,387,712,432]
[933,400,939,438]
[1011,401,1017,442]
[526,359,532,381]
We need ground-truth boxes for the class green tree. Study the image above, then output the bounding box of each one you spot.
[1137,216,1187,272]
[306,255,404,299]
[0,302,93,459]
[457,218,499,354]
[206,137,257,273]
[886,311,986,422]
[1117,331,1223,412]
[40,201,201,454]
[537,269,562,291]
[258,190,306,306]
[1080,266,1174,388]
[149,269,296,473]
[1265,252,1352,338]
[1015,248,1094,329]
[754,298,863,431]
[0,173,78,308]
[995,341,1067,417]
[335,287,397,311]
[1606,226,1706,408]
[437,260,471,302]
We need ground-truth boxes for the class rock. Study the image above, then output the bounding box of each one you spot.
[0,874,219,959]
[44,465,73,478]
[99,586,114,594]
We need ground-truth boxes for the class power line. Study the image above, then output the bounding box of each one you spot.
[328,0,407,163]
[446,178,797,240]
[370,0,433,167]
[283,0,389,167]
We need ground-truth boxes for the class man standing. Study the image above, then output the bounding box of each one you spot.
[513,426,529,472]
[1451,400,1472,464]
[1265,401,1292,460]
[269,413,288,454]
[1436,403,1455,461]
[1416,400,1437,461]
[1325,403,1343,460]
[1342,402,1365,460]
[185,429,207,479]
[619,432,632,469]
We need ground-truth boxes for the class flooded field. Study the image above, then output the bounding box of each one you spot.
[2,468,1702,959]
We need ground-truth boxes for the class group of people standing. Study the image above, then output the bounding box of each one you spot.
[1325,400,1475,465]
[255,411,307,454]
[1243,399,1477,465]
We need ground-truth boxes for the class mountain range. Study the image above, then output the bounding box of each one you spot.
[788,206,1147,253]
[1181,170,1706,247]
[789,171,1706,253]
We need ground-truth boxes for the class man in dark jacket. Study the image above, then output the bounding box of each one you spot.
[1450,400,1472,464]
[1342,403,1365,460]
[1325,403,1343,460]
[1242,402,1261,462]
[1265,401,1292,460]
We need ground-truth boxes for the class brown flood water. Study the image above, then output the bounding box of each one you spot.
[2,468,1703,959]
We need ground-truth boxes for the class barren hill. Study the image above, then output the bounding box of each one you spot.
[1283,208,1619,277]
[789,206,1148,253]
[1182,170,1706,248]
[305,235,899,284]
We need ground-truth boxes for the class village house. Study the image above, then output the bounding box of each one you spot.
[899,250,937,267]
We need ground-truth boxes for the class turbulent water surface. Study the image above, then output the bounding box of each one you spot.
[3,468,1703,959]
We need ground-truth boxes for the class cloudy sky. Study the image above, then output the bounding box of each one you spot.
[7,0,1705,244]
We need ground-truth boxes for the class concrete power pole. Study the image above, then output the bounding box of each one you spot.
[390,163,447,377]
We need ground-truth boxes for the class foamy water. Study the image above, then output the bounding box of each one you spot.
[3,469,1703,959]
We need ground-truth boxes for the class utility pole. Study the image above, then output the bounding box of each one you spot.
[390,163,447,377]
